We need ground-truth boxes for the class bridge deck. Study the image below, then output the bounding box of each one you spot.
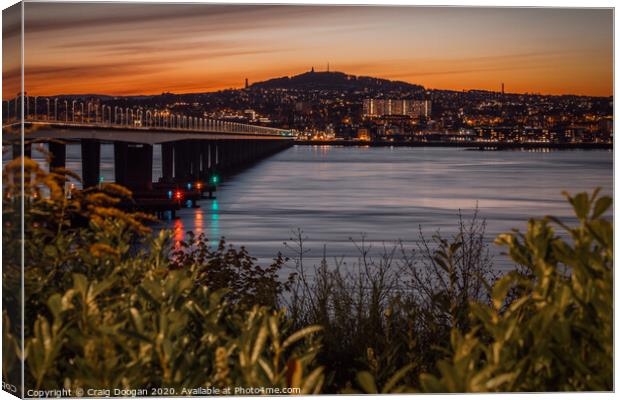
[2,121,294,144]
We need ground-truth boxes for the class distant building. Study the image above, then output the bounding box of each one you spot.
[243,109,256,120]
[357,128,370,141]
[363,99,431,118]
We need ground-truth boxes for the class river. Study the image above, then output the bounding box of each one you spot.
[18,144,613,272]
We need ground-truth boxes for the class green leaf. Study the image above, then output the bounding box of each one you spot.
[282,325,322,349]
[382,363,414,393]
[356,371,378,393]
[592,195,612,219]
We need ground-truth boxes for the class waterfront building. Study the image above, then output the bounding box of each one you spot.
[363,99,431,118]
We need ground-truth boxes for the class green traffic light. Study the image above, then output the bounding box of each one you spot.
[210,175,219,185]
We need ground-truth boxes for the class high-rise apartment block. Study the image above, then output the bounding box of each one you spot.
[363,99,431,118]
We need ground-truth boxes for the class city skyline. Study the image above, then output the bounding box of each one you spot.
[3,4,614,98]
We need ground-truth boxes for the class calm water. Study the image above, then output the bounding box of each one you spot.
[162,146,613,271]
[14,144,613,271]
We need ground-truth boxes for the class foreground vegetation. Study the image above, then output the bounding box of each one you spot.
[2,155,612,394]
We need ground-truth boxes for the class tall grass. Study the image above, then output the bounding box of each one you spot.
[283,209,496,391]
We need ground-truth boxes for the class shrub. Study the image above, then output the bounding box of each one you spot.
[419,189,613,392]
[171,232,294,308]
[2,156,324,394]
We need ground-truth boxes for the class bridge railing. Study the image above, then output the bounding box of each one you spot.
[2,96,294,137]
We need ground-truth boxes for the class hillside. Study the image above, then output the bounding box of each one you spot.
[250,70,425,93]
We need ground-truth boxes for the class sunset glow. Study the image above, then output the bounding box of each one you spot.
[5,4,614,98]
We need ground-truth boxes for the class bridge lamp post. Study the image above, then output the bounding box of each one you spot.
[114,107,118,124]
[54,98,58,121]
[80,103,85,123]
[33,96,38,120]
[46,98,50,120]
[72,100,77,122]
[64,100,68,122]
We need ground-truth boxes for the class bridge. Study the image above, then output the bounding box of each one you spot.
[3,95,295,215]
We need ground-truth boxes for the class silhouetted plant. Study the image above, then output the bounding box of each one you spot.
[171,232,295,308]
[284,210,496,392]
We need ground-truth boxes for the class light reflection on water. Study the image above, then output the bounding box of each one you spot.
[173,218,185,249]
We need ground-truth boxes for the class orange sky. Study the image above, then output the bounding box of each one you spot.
[3,4,614,98]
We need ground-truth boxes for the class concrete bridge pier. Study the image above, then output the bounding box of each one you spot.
[173,140,192,182]
[114,142,153,191]
[48,142,66,171]
[11,141,32,159]
[199,141,213,181]
[81,139,100,188]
